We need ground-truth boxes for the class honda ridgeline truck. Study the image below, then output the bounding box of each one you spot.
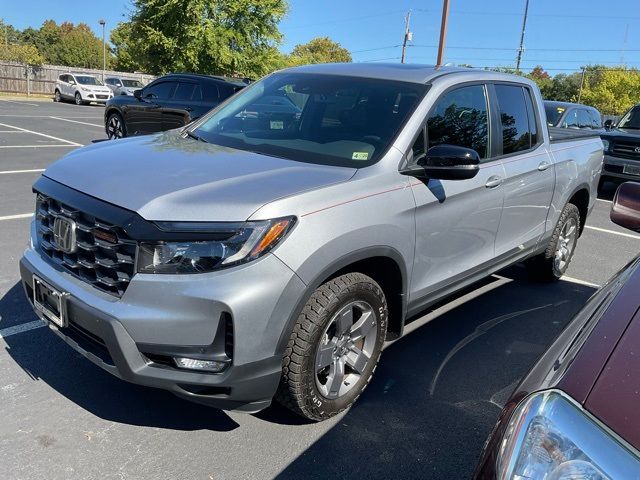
[20,64,603,421]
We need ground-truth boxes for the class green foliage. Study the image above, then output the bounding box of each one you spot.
[112,0,288,77]
[580,68,640,115]
[288,37,351,65]
[0,19,22,44]
[0,43,45,65]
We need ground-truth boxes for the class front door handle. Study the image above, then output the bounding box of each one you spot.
[538,161,552,171]
[485,175,503,188]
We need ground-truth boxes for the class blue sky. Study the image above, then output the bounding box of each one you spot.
[3,0,640,74]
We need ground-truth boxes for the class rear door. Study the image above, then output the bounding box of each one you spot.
[492,83,555,257]
[410,83,507,300]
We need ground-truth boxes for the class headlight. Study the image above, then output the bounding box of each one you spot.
[601,139,609,151]
[137,217,295,274]
[497,391,639,479]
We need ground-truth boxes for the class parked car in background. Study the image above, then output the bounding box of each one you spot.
[22,64,602,421]
[600,103,640,183]
[54,73,113,105]
[103,73,246,139]
[104,76,146,96]
[544,100,604,131]
[474,181,640,480]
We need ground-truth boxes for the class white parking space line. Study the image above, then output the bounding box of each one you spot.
[0,320,45,340]
[0,145,73,148]
[49,116,103,128]
[0,122,83,146]
[0,99,39,107]
[0,130,28,133]
[0,115,100,118]
[561,276,601,288]
[585,225,640,240]
[0,213,32,221]
[0,168,45,175]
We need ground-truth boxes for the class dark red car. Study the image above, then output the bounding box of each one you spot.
[475,181,640,479]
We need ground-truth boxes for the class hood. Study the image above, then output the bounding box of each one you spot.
[43,131,356,221]
[602,128,640,141]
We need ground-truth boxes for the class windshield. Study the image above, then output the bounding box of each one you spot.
[544,104,565,127]
[617,106,640,129]
[75,76,103,86]
[192,73,427,167]
[122,79,143,88]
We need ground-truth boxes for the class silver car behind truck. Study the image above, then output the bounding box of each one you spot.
[20,64,603,421]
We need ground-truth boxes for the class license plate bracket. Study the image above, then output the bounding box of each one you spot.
[623,164,640,176]
[33,276,68,328]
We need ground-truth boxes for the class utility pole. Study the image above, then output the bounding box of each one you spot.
[401,11,412,64]
[436,0,450,67]
[515,0,529,72]
[577,67,586,103]
[99,19,106,81]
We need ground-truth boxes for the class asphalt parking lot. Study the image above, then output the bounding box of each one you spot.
[0,97,639,480]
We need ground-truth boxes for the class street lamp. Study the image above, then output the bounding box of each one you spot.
[98,19,106,81]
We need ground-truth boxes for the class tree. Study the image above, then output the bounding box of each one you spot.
[0,19,22,45]
[288,37,351,65]
[0,44,44,65]
[580,68,640,115]
[113,0,287,77]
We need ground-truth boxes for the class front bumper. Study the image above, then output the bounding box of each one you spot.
[82,91,112,103]
[602,154,640,181]
[19,238,306,412]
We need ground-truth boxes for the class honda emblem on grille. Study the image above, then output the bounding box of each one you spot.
[53,216,77,254]
[635,146,640,153]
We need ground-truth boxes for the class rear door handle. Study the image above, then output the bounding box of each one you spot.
[485,175,503,188]
[538,161,552,171]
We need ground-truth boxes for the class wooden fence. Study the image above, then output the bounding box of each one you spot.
[0,61,155,96]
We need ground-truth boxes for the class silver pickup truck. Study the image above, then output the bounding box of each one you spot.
[20,64,603,421]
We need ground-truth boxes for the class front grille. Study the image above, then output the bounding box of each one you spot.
[35,194,137,297]
[612,141,640,160]
[96,95,108,99]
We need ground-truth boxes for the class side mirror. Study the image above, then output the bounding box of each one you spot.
[611,182,640,232]
[413,144,480,180]
[604,119,614,130]
[133,89,142,99]
[69,80,76,85]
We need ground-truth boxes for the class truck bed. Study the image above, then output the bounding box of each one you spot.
[548,126,603,143]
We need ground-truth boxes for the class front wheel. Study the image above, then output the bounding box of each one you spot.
[74,92,84,105]
[276,273,387,421]
[106,112,126,139]
[527,203,581,281]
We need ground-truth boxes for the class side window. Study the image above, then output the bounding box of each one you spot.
[59,75,67,83]
[426,84,489,159]
[144,81,176,100]
[494,85,532,154]
[173,82,196,101]
[192,84,203,101]
[202,82,220,102]
[564,109,579,128]
[105,79,114,85]
[578,109,592,129]
[589,110,602,129]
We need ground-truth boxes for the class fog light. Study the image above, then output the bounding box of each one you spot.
[173,357,227,372]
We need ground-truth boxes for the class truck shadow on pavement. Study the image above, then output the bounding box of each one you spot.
[274,266,596,479]
[1,283,239,433]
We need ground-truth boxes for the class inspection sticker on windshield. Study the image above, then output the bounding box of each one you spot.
[270,120,284,130]
[352,152,369,160]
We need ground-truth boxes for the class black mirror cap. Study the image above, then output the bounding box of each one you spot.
[133,89,142,99]
[611,181,640,232]
[604,119,614,130]
[419,144,481,180]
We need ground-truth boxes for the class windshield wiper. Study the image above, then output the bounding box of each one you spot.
[184,130,209,143]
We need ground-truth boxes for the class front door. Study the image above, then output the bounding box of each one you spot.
[409,84,506,303]
[126,80,176,135]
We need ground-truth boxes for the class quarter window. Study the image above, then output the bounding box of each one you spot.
[426,85,489,159]
[495,85,533,154]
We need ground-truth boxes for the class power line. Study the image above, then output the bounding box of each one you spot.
[409,45,640,52]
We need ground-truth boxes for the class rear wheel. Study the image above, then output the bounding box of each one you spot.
[54,89,61,102]
[276,273,387,421]
[106,112,126,139]
[527,203,580,281]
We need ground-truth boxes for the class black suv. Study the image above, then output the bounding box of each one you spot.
[601,104,640,183]
[104,73,247,139]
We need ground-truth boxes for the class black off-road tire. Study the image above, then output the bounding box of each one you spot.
[527,203,581,282]
[276,273,388,421]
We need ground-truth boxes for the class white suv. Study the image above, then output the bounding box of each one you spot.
[54,74,113,105]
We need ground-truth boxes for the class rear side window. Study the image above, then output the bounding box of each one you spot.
[523,89,539,146]
[144,81,176,100]
[202,82,220,102]
[426,84,489,159]
[495,85,533,154]
[174,82,196,101]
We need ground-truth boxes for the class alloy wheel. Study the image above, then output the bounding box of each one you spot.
[553,217,577,275]
[107,115,123,139]
[315,300,377,399]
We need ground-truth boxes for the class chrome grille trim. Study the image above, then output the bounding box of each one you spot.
[612,141,640,160]
[35,194,136,297]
